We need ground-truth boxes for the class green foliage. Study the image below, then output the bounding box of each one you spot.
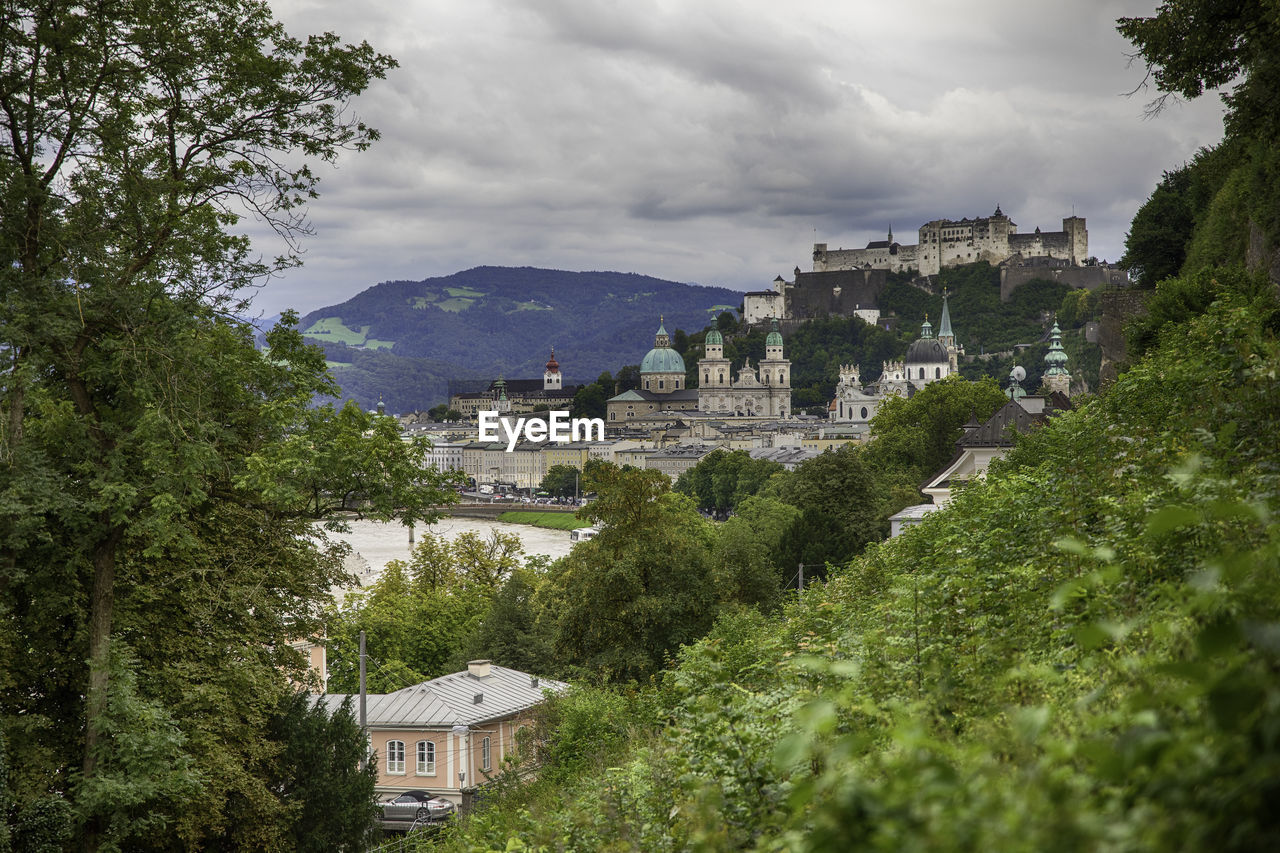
[68,645,202,852]
[769,445,888,575]
[710,497,801,612]
[539,464,582,499]
[674,449,783,512]
[542,468,717,681]
[326,531,524,692]
[1121,164,1197,287]
[864,375,1008,484]
[459,567,557,675]
[435,270,1280,851]
[266,693,378,853]
[1125,266,1273,360]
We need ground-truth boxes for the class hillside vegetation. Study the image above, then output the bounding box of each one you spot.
[429,266,1280,853]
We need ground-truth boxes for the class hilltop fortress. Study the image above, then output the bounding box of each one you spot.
[743,206,1128,326]
[812,205,1087,276]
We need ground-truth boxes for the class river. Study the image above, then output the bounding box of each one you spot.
[326,516,577,586]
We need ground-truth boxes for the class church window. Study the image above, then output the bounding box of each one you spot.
[935,367,941,378]
[861,407,868,419]
[659,380,664,390]
[779,372,785,384]
[644,380,650,390]
[704,371,709,384]
[919,368,925,379]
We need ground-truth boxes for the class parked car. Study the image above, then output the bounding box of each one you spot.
[380,790,456,823]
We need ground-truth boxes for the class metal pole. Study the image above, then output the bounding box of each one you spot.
[359,630,367,731]
[798,563,804,593]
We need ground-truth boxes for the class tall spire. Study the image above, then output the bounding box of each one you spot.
[937,288,954,346]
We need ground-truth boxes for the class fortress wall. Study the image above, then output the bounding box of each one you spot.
[1000,265,1128,301]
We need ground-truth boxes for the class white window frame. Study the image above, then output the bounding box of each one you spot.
[416,740,435,775]
[387,740,405,774]
[481,736,491,772]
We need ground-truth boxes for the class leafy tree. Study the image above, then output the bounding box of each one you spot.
[674,449,783,513]
[543,468,716,680]
[266,693,378,853]
[0,2,406,847]
[1120,165,1195,287]
[710,496,801,611]
[769,445,887,575]
[864,375,1008,485]
[571,378,609,419]
[326,531,525,692]
[541,464,582,499]
[1118,1,1280,140]
[428,403,449,421]
[459,565,557,675]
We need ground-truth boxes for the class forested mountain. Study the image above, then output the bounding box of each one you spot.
[297,267,741,412]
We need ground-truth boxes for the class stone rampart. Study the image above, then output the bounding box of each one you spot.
[1000,265,1128,301]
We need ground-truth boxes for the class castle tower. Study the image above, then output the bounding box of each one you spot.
[1063,216,1088,265]
[1041,320,1071,396]
[543,347,562,391]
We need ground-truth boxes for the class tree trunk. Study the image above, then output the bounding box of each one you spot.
[81,526,121,852]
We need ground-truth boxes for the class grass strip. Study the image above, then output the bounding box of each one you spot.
[498,511,592,530]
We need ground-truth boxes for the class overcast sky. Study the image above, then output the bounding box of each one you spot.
[252,0,1226,318]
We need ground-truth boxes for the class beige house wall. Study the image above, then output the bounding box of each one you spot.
[368,711,538,803]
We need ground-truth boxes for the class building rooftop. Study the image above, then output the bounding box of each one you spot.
[320,663,568,729]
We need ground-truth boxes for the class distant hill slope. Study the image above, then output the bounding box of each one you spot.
[300,267,742,412]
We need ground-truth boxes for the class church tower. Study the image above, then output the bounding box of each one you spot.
[759,319,792,417]
[936,289,963,372]
[699,328,731,389]
[543,347,562,391]
[1041,320,1071,396]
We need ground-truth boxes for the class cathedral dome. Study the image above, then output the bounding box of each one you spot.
[905,337,948,364]
[641,347,685,374]
[705,329,723,346]
[641,317,686,374]
[766,328,783,347]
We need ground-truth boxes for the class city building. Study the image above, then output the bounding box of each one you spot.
[319,660,568,806]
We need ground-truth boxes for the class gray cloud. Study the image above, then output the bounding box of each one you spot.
[251,0,1226,317]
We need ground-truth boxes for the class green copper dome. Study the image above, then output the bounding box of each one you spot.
[641,346,685,374]
[705,329,723,346]
[765,319,783,347]
[1044,321,1070,375]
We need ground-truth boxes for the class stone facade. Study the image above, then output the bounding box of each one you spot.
[743,268,886,328]
[696,322,792,418]
[812,207,1088,277]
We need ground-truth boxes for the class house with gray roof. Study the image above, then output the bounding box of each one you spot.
[320,660,567,805]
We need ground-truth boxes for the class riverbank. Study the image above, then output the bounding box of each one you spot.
[498,510,592,530]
